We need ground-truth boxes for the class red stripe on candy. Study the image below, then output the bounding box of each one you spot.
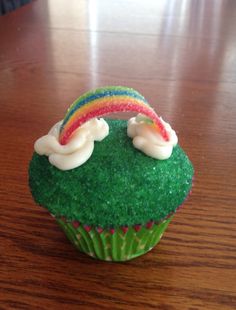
[60,103,169,145]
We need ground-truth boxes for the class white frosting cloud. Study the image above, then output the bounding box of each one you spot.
[127,114,178,160]
[34,118,109,170]
[34,114,177,171]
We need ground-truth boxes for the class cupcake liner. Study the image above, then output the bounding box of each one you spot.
[56,216,173,261]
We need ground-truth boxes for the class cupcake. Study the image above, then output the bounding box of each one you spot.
[29,86,194,261]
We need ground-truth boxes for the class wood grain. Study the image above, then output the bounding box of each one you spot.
[0,0,236,309]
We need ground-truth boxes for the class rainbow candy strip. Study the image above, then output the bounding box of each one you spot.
[59,86,169,145]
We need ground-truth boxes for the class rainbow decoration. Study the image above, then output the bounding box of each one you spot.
[59,86,169,145]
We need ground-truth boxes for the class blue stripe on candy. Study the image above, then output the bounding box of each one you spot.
[60,87,149,131]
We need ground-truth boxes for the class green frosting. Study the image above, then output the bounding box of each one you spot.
[29,119,194,228]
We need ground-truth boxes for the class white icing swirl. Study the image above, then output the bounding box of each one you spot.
[127,114,178,160]
[34,118,109,170]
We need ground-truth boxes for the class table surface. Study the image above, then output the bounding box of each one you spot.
[0,0,236,309]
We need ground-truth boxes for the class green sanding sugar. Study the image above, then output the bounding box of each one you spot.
[29,119,194,228]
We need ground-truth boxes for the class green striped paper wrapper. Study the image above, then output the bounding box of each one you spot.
[56,216,173,262]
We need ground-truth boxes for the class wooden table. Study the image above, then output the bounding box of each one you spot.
[0,1,235,309]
